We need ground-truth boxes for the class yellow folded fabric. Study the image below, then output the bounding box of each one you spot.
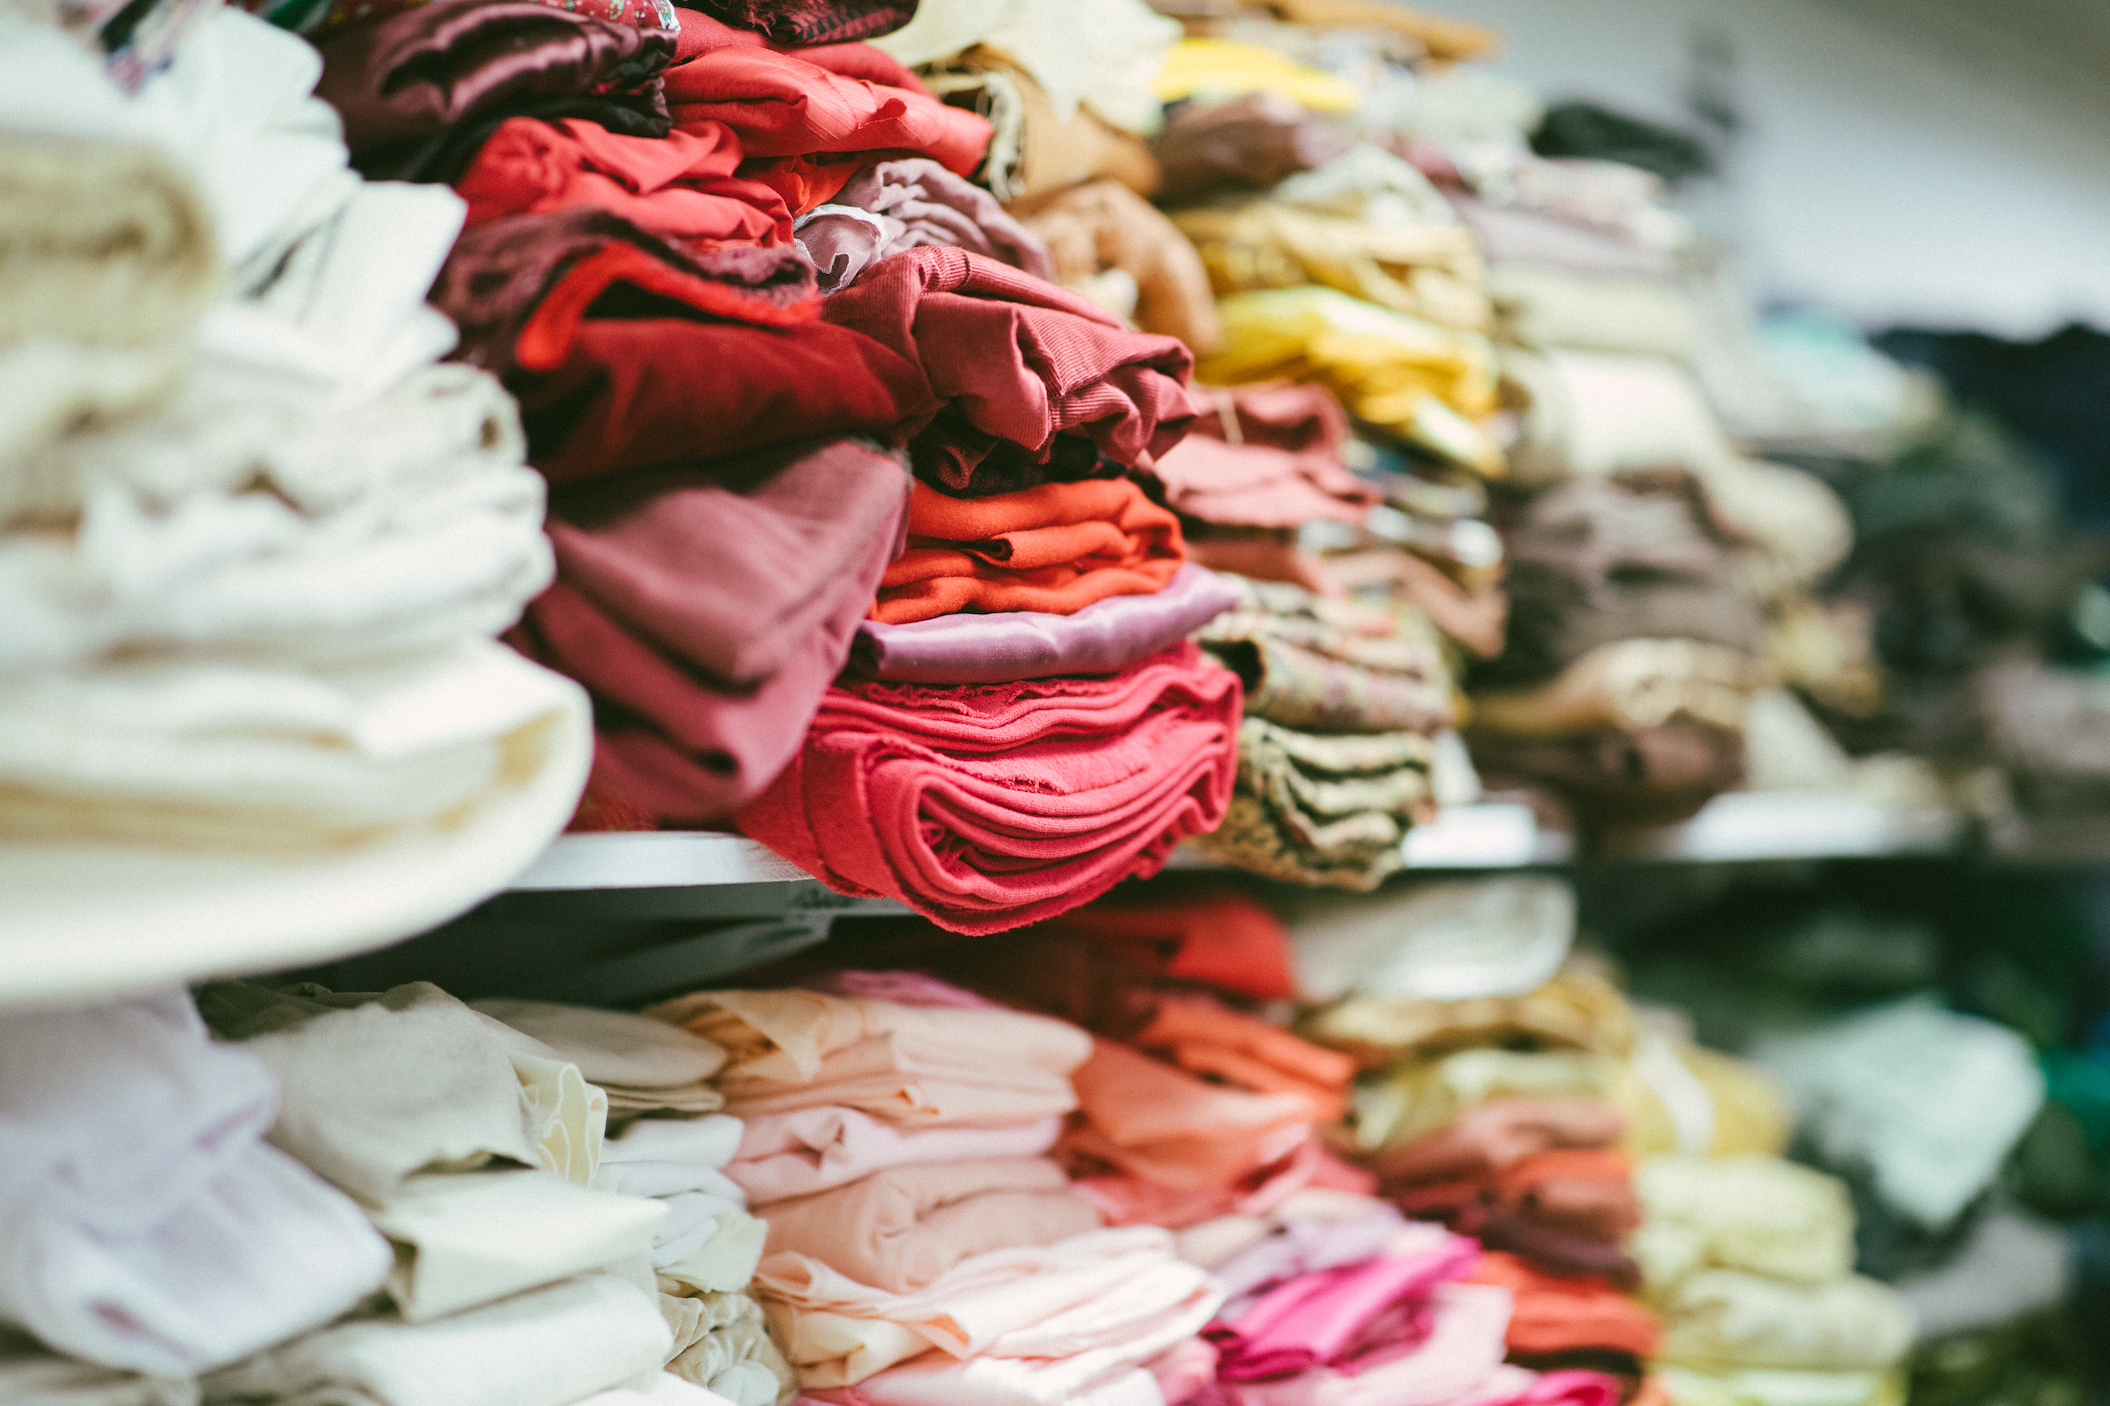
[1632,1155,1858,1290]
[1152,39,1363,112]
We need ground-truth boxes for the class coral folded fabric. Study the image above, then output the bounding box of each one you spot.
[1061,1038,1315,1193]
[874,479,1186,626]
[850,561,1240,684]
[822,247,1198,495]
[507,437,910,825]
[739,643,1240,932]
[1471,1252,1659,1358]
[319,4,675,179]
[1151,382,1379,529]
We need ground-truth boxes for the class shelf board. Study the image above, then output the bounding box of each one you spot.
[1596,791,1963,863]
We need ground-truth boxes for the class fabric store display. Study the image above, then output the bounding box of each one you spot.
[823,246,1198,496]
[316,3,677,181]
[754,1158,1101,1293]
[799,158,1053,294]
[1019,179,1223,352]
[754,1225,1219,1390]
[874,479,1184,624]
[738,643,1240,932]
[511,438,910,827]
[849,561,1240,684]
[200,1273,672,1406]
[0,992,392,1376]
[1150,383,1379,529]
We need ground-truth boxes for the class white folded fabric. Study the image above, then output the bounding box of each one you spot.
[365,1172,666,1324]
[575,1373,739,1406]
[0,338,189,471]
[596,1118,747,1197]
[201,1274,672,1406]
[0,365,549,664]
[0,992,390,1376]
[1279,876,1575,1003]
[0,641,583,850]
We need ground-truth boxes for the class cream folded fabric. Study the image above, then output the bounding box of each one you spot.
[365,1171,666,1324]
[658,1290,795,1406]
[1632,1155,1857,1290]
[647,991,1090,1127]
[0,365,549,663]
[0,640,583,850]
[1655,1364,1903,1406]
[0,338,189,470]
[475,1002,728,1119]
[756,1158,1101,1294]
[0,1328,198,1406]
[591,1118,766,1288]
[0,992,391,1377]
[201,1273,671,1406]
[754,1227,1215,1388]
[727,1109,1063,1205]
[1280,876,1575,1004]
[1657,1270,1915,1372]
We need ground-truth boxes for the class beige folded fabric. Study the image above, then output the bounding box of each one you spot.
[201,1274,670,1406]
[658,1289,795,1406]
[1633,1155,1858,1290]
[1657,1270,1916,1372]
[1487,265,1696,358]
[1469,638,1768,737]
[366,1171,665,1324]
[0,134,217,351]
[656,1215,769,1297]
[756,1158,1101,1293]
[474,1001,728,1119]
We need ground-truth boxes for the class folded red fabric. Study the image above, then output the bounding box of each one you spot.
[739,643,1241,932]
[665,12,988,171]
[1039,892,1297,1001]
[823,247,1200,495]
[874,479,1186,625]
[457,116,790,246]
[508,438,911,825]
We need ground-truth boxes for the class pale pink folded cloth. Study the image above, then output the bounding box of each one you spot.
[1211,1229,1481,1379]
[647,990,1091,1126]
[1217,1282,1513,1406]
[756,1157,1102,1293]
[755,1226,1220,1388]
[728,1107,1063,1204]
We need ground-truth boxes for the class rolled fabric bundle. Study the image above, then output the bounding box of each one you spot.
[0,363,551,670]
[0,135,217,351]
[0,641,583,850]
[1153,91,1349,202]
[1018,179,1222,353]
[798,157,1052,293]
[737,642,1240,933]
[755,1158,1102,1294]
[1199,287,1502,472]
[822,247,1196,496]
[1173,198,1490,332]
[664,14,989,175]
[1190,718,1437,890]
[316,1,675,179]
[686,0,915,44]
[455,117,790,248]
[509,438,911,827]
[849,561,1240,685]
[873,479,1185,626]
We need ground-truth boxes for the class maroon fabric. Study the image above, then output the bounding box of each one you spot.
[508,438,912,826]
[432,207,817,378]
[316,0,674,178]
[738,643,1241,933]
[822,246,1199,495]
[679,0,915,46]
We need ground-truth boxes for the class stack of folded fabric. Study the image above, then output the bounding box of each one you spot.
[650,984,1225,1403]
[1633,1156,1917,1406]
[0,7,585,855]
[918,889,1372,1228]
[1186,574,1459,887]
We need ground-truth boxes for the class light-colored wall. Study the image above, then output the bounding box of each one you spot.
[1416,0,2110,337]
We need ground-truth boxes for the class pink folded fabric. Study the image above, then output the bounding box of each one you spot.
[1070,1133,1323,1231]
[1061,1039,1314,1192]
[738,643,1241,934]
[1465,1368,1624,1406]
[1151,383,1377,530]
[757,1157,1102,1292]
[802,971,1005,1010]
[800,157,1054,292]
[1210,1231,1481,1380]
[1216,1281,1513,1406]
[729,1108,1064,1204]
[1210,1206,1420,1313]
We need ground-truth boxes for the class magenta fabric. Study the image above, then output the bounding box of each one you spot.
[847,563,1241,684]
[738,642,1241,933]
[1216,1281,1513,1406]
[821,246,1199,495]
[506,438,910,826]
[1210,1233,1482,1380]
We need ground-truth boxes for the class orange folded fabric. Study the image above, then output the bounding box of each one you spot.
[1470,1251,1660,1358]
[1131,995,1356,1123]
[872,480,1185,625]
[1060,1038,1313,1191]
[1039,891,1297,1001]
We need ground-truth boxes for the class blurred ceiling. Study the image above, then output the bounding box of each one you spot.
[1822,0,2110,129]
